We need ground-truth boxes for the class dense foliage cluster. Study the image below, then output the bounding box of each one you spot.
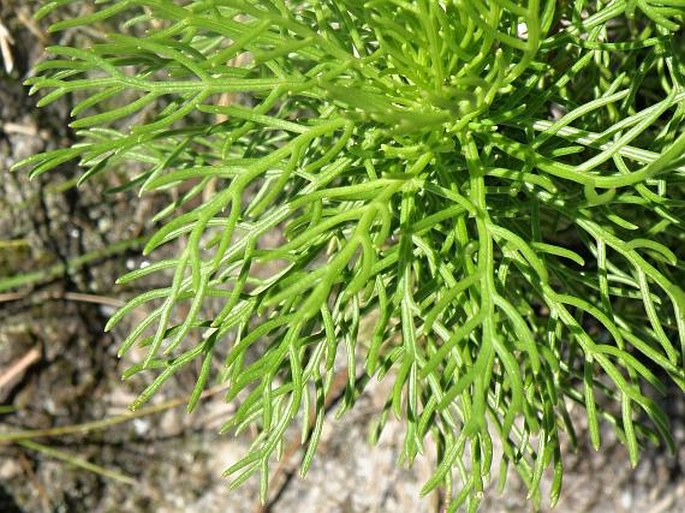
[16,1,685,510]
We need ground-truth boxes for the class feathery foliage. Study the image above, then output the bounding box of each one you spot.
[14,0,685,510]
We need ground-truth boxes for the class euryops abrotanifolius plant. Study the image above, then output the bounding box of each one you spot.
[14,1,685,511]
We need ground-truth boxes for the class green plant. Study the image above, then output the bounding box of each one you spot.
[13,0,685,510]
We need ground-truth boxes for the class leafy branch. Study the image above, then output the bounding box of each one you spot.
[13,0,685,511]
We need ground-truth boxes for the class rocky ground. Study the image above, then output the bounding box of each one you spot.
[0,3,683,512]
